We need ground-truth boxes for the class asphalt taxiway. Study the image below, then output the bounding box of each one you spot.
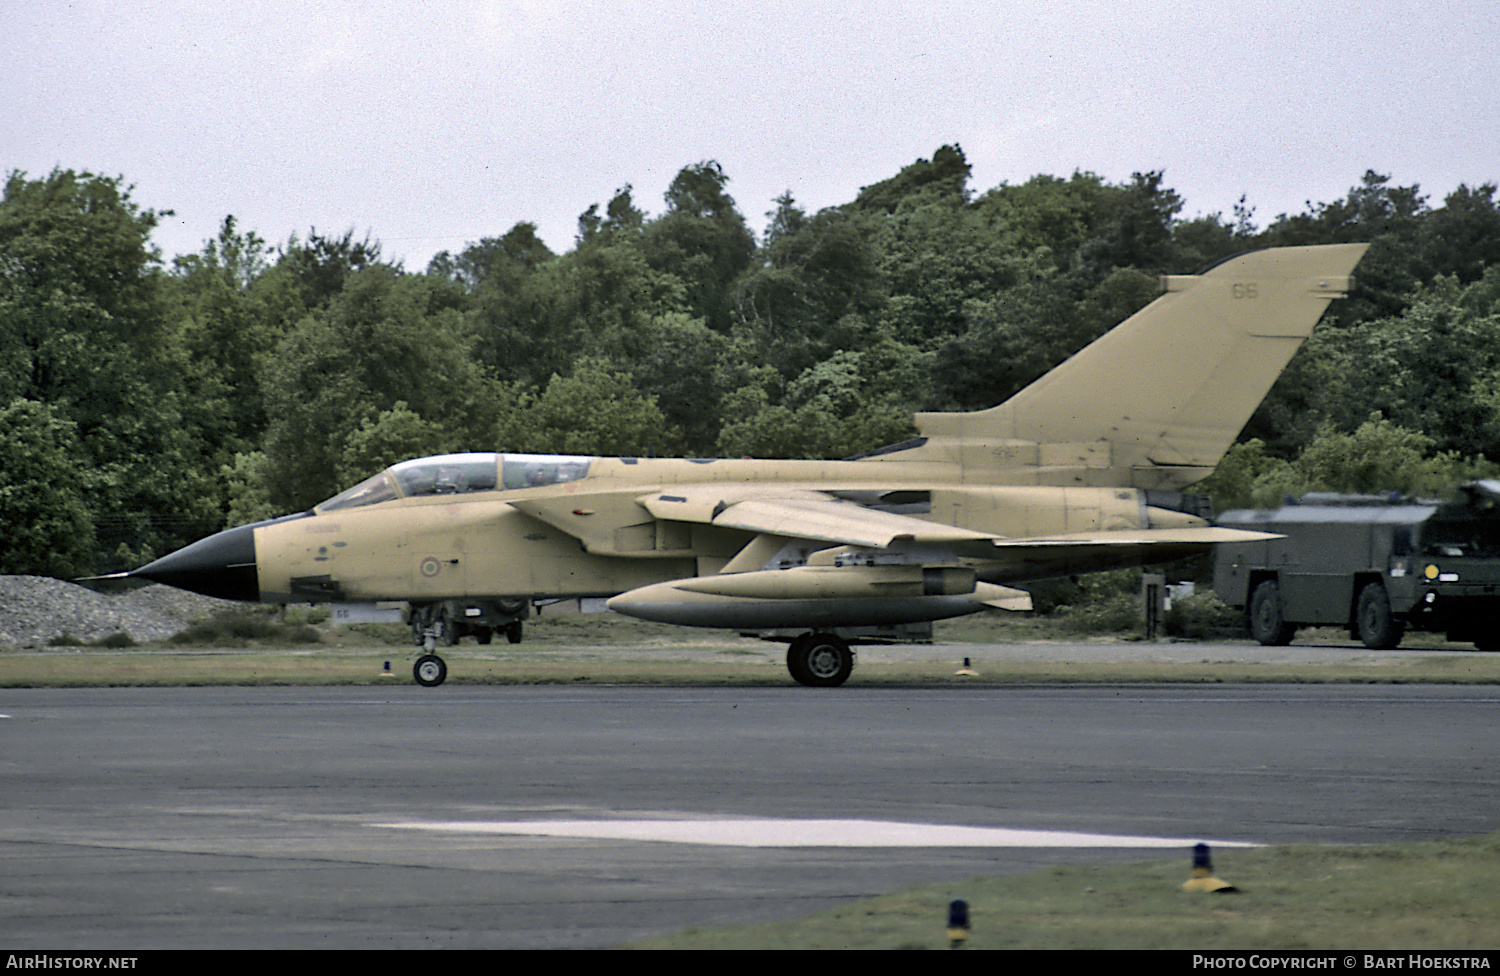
[2,680,1497,948]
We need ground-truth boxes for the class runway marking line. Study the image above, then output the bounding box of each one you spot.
[371,818,1260,849]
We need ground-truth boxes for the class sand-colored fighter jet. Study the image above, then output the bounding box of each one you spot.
[131,244,1367,687]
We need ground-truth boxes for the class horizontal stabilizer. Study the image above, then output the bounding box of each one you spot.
[975,582,1033,612]
[971,526,1281,583]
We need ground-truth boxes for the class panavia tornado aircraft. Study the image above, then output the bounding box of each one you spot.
[129,244,1368,687]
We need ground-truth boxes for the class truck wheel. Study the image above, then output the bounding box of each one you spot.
[1248,581,1296,646]
[1356,583,1405,649]
[440,610,461,646]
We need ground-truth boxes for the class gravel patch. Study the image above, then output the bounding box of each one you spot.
[0,576,242,649]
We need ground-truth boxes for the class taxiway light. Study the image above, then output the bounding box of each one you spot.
[946,898,969,948]
[955,656,978,677]
[1181,843,1238,893]
[381,661,394,677]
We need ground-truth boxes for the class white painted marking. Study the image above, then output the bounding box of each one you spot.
[372,818,1259,849]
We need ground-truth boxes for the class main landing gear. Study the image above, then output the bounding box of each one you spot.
[785,633,855,687]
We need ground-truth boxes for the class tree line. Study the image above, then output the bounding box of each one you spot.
[4,148,1499,576]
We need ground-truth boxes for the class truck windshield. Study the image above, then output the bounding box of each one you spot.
[1423,519,1500,558]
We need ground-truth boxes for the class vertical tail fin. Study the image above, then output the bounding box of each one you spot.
[900,244,1369,490]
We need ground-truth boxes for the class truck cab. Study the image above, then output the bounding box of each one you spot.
[1214,482,1500,650]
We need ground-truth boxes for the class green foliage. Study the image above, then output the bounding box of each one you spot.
[1195,439,1292,512]
[1201,419,1498,512]
[732,200,886,382]
[429,221,553,290]
[931,282,1065,409]
[7,154,1500,559]
[221,451,282,525]
[282,605,330,626]
[1418,183,1500,283]
[643,162,756,333]
[870,153,1030,349]
[524,211,689,385]
[273,228,385,310]
[1292,415,1459,496]
[715,347,919,460]
[852,144,972,213]
[1311,275,1500,458]
[980,169,1185,282]
[629,312,734,454]
[165,216,278,458]
[0,398,94,576]
[168,609,321,647]
[258,266,498,510]
[440,222,562,386]
[338,401,454,486]
[1058,590,1143,635]
[1031,570,1148,635]
[1164,590,1245,640]
[1259,170,1426,329]
[0,169,222,569]
[0,170,166,385]
[715,385,841,459]
[495,360,672,457]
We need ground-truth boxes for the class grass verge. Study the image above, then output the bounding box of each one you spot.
[4,645,1499,687]
[4,609,1500,686]
[626,833,1500,950]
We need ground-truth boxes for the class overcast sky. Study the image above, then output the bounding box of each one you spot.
[7,0,1498,271]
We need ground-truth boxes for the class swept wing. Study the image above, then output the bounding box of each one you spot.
[637,486,995,548]
[629,484,1271,577]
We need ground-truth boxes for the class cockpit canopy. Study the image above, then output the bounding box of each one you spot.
[315,453,592,512]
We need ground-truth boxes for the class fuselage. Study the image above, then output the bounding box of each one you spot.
[132,451,1207,605]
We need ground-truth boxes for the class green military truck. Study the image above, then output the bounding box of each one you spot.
[1214,482,1500,650]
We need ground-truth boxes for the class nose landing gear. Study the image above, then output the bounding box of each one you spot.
[413,653,448,687]
[404,598,531,687]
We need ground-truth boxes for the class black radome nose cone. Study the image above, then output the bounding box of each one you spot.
[131,523,260,601]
